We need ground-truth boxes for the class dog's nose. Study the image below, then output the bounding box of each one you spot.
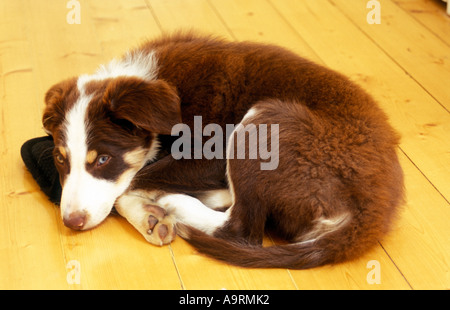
[63,211,87,230]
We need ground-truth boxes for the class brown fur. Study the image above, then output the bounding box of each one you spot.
[44,32,404,269]
[135,33,403,268]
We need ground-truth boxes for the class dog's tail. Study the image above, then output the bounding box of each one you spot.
[178,230,322,269]
[176,213,383,269]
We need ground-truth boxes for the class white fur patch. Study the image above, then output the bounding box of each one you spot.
[61,169,135,229]
[79,50,158,87]
[223,107,260,208]
[158,194,230,235]
[241,106,259,123]
[197,189,232,209]
[297,212,351,244]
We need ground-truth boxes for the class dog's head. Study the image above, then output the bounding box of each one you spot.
[42,75,180,230]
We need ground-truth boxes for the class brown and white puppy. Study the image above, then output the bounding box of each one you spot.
[42,32,404,269]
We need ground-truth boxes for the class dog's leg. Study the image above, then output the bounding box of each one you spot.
[130,155,228,193]
[157,193,230,235]
[116,154,233,244]
[116,188,231,245]
[115,190,177,246]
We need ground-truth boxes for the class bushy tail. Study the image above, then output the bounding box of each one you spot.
[177,223,358,269]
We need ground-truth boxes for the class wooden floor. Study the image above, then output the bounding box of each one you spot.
[1,0,449,290]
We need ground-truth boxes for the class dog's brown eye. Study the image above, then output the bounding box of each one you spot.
[55,154,65,165]
[96,155,110,167]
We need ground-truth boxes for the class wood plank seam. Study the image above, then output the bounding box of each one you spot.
[378,241,413,289]
[398,147,450,205]
[143,0,163,32]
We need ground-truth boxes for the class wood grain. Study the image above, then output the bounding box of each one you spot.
[1,0,448,289]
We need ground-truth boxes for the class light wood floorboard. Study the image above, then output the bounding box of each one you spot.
[0,0,448,289]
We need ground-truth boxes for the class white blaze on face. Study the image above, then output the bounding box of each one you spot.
[60,51,160,230]
[61,83,130,230]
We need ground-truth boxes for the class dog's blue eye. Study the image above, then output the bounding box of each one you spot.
[55,154,65,165]
[97,155,110,166]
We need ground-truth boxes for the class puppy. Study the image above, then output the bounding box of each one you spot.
[42,32,404,269]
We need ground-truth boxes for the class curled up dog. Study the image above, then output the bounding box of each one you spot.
[42,32,404,269]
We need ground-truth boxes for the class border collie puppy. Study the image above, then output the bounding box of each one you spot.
[42,32,404,269]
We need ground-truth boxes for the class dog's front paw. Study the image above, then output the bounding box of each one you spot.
[144,204,176,246]
[115,191,177,246]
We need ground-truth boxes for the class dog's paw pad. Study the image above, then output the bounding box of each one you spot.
[147,215,158,233]
[158,224,169,240]
[144,204,176,246]
[145,204,166,218]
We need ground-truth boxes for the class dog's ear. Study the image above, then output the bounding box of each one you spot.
[104,77,181,135]
[42,78,77,135]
